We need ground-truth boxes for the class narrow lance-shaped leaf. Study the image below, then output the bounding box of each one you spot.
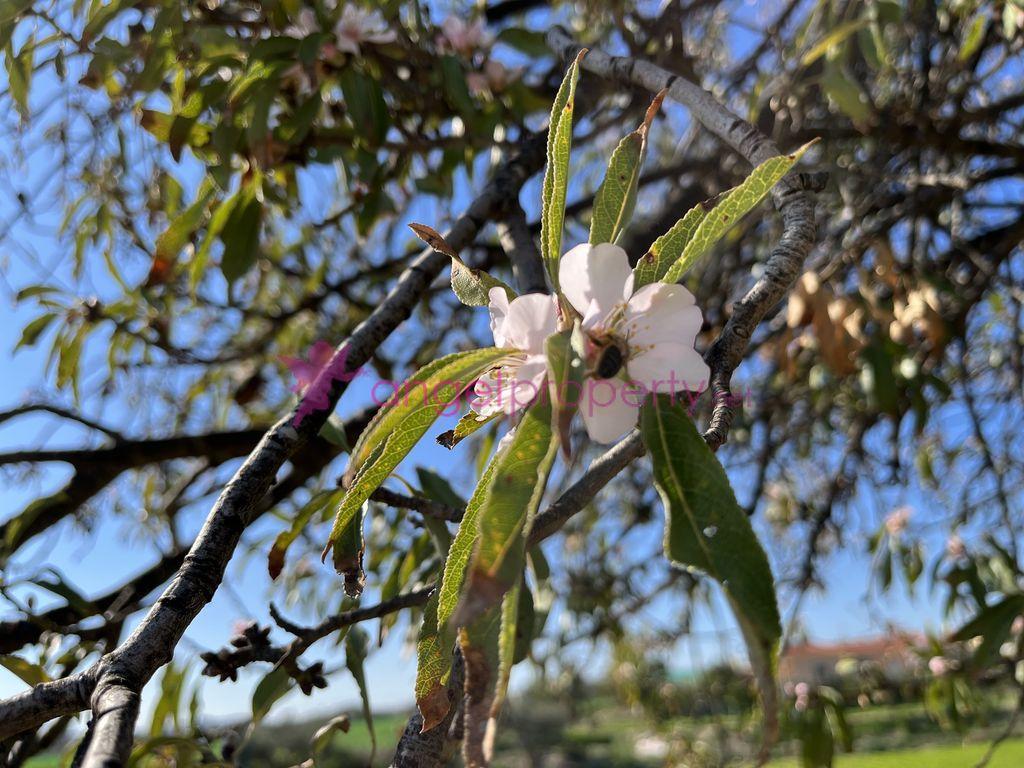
[415,587,456,732]
[345,627,376,764]
[540,49,586,292]
[492,575,523,720]
[640,395,781,729]
[453,397,558,628]
[459,607,502,768]
[268,490,342,580]
[409,223,516,307]
[345,347,508,479]
[660,140,817,284]
[633,195,718,289]
[589,90,666,245]
[545,328,583,459]
[328,348,507,594]
[437,439,503,630]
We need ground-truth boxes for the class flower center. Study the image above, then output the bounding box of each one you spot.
[589,333,629,380]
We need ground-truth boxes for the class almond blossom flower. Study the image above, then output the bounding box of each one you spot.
[885,506,911,536]
[467,59,518,96]
[471,288,559,418]
[285,8,319,38]
[333,5,396,56]
[438,16,493,56]
[558,243,710,443]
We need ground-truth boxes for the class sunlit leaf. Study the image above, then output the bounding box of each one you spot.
[660,140,816,283]
[540,49,586,291]
[640,395,780,728]
[329,348,508,593]
[589,90,664,245]
[344,627,376,763]
[453,398,558,627]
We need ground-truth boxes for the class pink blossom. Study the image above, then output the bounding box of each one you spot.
[928,656,950,676]
[438,16,493,56]
[885,506,911,535]
[946,534,965,559]
[333,5,396,56]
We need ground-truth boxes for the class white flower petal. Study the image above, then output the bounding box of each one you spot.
[558,243,632,319]
[579,379,640,443]
[623,283,700,346]
[626,343,710,392]
[503,293,558,354]
[487,286,511,347]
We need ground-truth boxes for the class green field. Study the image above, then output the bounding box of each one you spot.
[768,739,1024,768]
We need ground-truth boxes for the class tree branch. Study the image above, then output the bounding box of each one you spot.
[0,132,547,765]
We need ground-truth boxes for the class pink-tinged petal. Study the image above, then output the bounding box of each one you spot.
[579,379,640,443]
[503,293,558,354]
[335,35,360,55]
[487,286,512,347]
[558,243,632,319]
[626,342,710,393]
[624,283,702,346]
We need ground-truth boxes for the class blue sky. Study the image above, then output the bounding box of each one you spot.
[0,0,970,732]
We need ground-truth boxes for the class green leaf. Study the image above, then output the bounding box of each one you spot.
[437,445,501,630]
[339,68,389,146]
[344,627,376,764]
[408,222,516,307]
[4,36,32,120]
[0,655,51,686]
[589,91,664,245]
[540,50,585,292]
[251,665,294,723]
[496,27,548,56]
[153,186,213,267]
[801,19,867,65]
[451,256,516,307]
[661,140,816,284]
[822,61,874,125]
[640,395,781,715]
[437,410,500,450]
[268,490,341,580]
[453,398,558,627]
[16,313,56,350]
[959,14,988,61]
[440,54,475,116]
[493,576,523,717]
[952,595,1024,669]
[545,328,583,458]
[219,179,263,283]
[329,348,509,590]
[415,587,455,732]
[633,199,714,289]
